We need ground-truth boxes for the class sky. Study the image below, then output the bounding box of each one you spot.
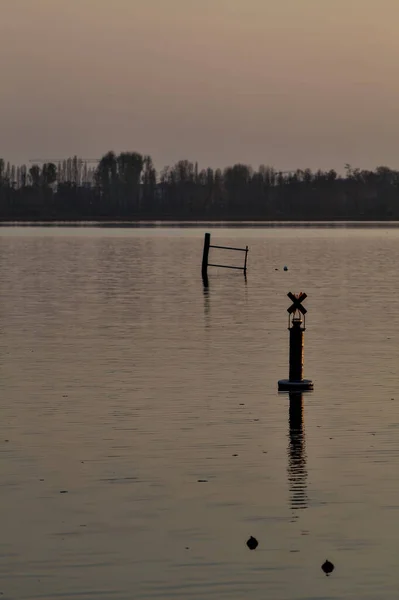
[1,0,399,172]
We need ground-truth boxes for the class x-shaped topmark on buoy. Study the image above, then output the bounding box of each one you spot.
[287,292,307,315]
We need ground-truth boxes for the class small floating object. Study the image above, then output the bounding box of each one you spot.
[59,490,69,494]
[197,479,208,483]
[283,266,288,271]
[321,559,334,575]
[246,536,258,550]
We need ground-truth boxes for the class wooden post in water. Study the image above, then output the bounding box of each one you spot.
[202,232,211,281]
[278,292,313,392]
[201,232,247,280]
[244,245,248,274]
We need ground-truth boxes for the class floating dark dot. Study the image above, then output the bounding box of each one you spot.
[232,454,238,457]
[197,479,208,483]
[246,536,258,550]
[321,559,334,575]
[39,479,44,482]
[59,490,68,494]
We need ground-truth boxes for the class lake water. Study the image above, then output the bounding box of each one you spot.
[0,225,399,600]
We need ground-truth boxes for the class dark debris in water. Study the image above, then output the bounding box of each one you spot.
[321,559,335,576]
[197,479,208,483]
[246,536,258,550]
[59,490,68,494]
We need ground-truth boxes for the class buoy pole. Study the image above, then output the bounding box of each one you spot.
[289,317,304,382]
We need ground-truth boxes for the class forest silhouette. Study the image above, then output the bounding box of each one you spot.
[0,152,398,221]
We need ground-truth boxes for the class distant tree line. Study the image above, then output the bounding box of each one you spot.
[1,152,399,220]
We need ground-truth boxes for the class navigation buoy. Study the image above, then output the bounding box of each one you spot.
[278,292,313,392]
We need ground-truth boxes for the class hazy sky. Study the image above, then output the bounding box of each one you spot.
[1,0,399,172]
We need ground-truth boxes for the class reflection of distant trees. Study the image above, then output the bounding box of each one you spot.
[1,153,399,220]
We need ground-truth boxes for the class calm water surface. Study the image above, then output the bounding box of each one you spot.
[0,226,399,599]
